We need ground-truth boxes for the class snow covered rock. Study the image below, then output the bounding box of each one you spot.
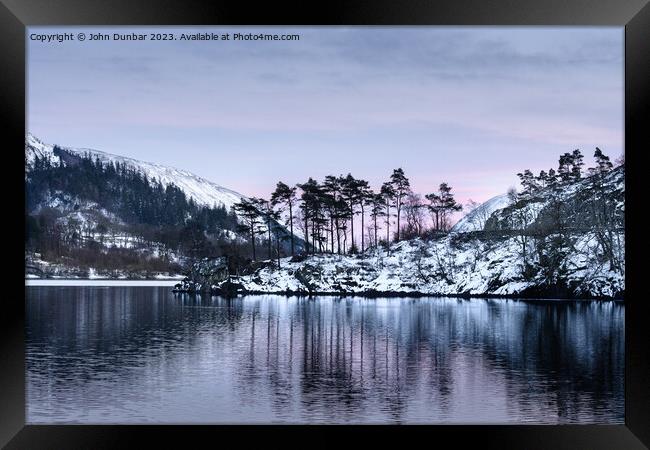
[173,256,229,293]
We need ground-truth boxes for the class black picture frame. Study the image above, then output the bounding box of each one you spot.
[2,0,648,448]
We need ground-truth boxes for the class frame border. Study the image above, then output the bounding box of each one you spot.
[2,0,648,448]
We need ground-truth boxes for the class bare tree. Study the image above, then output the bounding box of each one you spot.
[403,192,426,239]
[506,189,537,278]
[464,198,492,231]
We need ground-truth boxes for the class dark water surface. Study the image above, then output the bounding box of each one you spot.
[26,286,624,424]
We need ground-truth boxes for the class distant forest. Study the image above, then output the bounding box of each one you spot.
[25,149,246,272]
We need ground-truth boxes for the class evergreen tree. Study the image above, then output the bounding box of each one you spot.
[537,170,549,189]
[425,192,442,231]
[323,175,345,254]
[380,182,396,244]
[270,181,297,256]
[254,197,275,260]
[233,198,264,261]
[517,169,540,197]
[571,149,584,181]
[297,178,323,254]
[340,174,360,253]
[558,152,573,184]
[591,147,613,176]
[269,208,285,268]
[547,168,558,191]
[437,183,462,231]
[356,180,372,253]
[389,168,411,241]
[426,183,461,231]
[368,192,386,249]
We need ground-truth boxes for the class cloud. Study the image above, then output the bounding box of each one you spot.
[27,26,623,201]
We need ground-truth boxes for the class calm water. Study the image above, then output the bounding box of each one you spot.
[26,286,625,424]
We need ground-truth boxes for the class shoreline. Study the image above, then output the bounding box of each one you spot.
[25,278,624,301]
[257,291,624,301]
[174,288,624,302]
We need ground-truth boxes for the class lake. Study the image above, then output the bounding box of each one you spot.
[25,286,625,424]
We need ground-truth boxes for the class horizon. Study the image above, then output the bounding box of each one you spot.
[27,26,624,221]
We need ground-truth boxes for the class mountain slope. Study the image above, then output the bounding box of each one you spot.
[26,134,245,210]
[25,134,306,278]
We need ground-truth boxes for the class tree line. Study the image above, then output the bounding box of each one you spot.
[233,168,463,264]
[27,148,239,231]
[500,147,623,283]
[514,147,615,199]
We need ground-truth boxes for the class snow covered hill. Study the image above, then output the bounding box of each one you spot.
[451,193,512,233]
[25,133,305,269]
[26,134,61,167]
[179,165,625,299]
[234,230,623,298]
[485,166,625,234]
[26,133,245,210]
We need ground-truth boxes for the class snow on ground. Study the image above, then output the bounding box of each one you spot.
[452,193,511,233]
[234,230,624,298]
[154,274,185,280]
[25,134,61,167]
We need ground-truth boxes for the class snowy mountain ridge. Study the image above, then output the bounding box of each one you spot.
[26,133,246,211]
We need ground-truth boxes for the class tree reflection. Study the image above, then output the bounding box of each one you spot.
[26,288,624,424]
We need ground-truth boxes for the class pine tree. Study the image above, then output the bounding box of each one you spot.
[340,174,360,253]
[516,169,540,198]
[537,170,549,189]
[380,182,396,244]
[322,175,341,253]
[571,149,584,181]
[369,192,386,249]
[253,197,275,260]
[233,198,264,261]
[558,152,573,184]
[356,180,372,253]
[547,168,558,191]
[425,192,442,231]
[269,209,285,269]
[297,178,323,254]
[437,183,462,231]
[270,181,297,256]
[389,168,410,241]
[592,147,613,175]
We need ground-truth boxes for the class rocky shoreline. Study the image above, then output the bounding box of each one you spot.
[172,284,623,301]
[171,256,623,301]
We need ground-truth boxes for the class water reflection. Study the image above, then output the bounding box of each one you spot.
[26,287,624,424]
